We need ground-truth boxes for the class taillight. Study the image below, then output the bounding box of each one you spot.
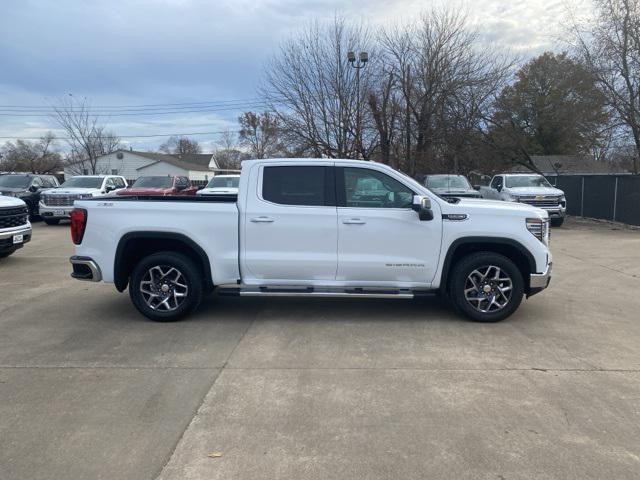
[70,208,87,245]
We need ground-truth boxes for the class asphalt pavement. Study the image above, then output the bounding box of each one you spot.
[1,218,639,480]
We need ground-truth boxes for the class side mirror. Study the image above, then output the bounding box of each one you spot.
[473,185,481,191]
[29,185,40,193]
[105,185,115,193]
[412,195,434,221]
[496,184,503,192]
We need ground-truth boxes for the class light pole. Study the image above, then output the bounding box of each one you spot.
[347,51,368,159]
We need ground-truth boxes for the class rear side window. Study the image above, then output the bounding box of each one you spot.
[262,166,333,206]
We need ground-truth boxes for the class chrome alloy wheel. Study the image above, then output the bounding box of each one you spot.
[139,265,189,311]
[464,265,513,313]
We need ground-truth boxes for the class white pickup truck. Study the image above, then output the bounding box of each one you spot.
[479,173,567,226]
[69,159,553,323]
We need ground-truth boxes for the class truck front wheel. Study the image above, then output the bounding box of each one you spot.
[449,252,524,322]
[129,251,203,322]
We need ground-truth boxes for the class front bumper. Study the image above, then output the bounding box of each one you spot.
[70,256,102,282]
[39,204,74,219]
[0,225,32,253]
[528,262,552,296]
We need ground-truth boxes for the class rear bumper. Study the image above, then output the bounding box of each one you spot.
[0,225,32,253]
[528,262,552,296]
[70,256,102,282]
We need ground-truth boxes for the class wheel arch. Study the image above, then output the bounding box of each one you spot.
[114,232,213,292]
[440,237,535,294]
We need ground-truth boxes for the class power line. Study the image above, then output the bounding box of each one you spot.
[0,130,241,140]
[0,103,272,117]
[0,97,269,109]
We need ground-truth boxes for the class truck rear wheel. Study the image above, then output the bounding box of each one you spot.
[449,252,524,322]
[550,217,564,227]
[129,251,203,322]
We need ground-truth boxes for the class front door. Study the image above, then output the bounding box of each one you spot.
[336,166,442,286]
[242,163,337,283]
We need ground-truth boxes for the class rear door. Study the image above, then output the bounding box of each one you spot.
[335,166,442,286]
[241,162,337,283]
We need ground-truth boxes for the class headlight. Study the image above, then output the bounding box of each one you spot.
[526,218,549,245]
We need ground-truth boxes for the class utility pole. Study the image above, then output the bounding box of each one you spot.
[347,51,368,159]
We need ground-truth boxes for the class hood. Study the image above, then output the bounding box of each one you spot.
[431,187,480,196]
[505,186,564,196]
[441,196,548,219]
[46,187,100,195]
[0,195,27,207]
[117,187,172,196]
[197,187,239,195]
[0,187,27,194]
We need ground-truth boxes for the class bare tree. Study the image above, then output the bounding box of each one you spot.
[238,111,283,158]
[212,129,244,170]
[262,17,376,159]
[51,97,121,175]
[159,136,202,156]
[379,10,513,175]
[0,133,62,173]
[571,0,640,173]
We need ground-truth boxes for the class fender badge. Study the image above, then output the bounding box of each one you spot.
[442,214,468,221]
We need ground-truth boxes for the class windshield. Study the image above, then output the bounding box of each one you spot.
[61,177,102,189]
[0,175,32,188]
[425,175,471,189]
[207,176,240,188]
[506,175,552,188]
[132,176,173,188]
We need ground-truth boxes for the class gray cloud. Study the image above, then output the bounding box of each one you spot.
[0,0,586,151]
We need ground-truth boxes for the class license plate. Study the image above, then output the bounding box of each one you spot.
[12,234,23,244]
[54,210,66,216]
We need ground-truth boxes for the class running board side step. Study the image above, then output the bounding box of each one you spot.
[217,286,436,299]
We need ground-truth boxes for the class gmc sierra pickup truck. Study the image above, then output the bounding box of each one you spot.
[69,159,552,323]
[479,173,567,226]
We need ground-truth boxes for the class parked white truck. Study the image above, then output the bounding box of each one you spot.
[0,195,31,258]
[69,159,553,323]
[479,173,567,226]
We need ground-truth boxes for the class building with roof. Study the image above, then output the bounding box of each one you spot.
[63,149,220,181]
[508,155,629,175]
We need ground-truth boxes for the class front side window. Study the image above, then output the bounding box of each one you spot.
[342,168,414,208]
[491,176,503,189]
[262,166,329,206]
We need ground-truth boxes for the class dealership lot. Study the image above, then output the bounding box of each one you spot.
[1,219,639,480]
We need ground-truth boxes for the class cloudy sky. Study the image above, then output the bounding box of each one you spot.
[0,0,590,152]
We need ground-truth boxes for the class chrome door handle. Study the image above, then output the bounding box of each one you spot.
[342,218,366,225]
[250,216,274,223]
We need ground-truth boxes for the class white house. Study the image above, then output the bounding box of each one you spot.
[64,149,219,181]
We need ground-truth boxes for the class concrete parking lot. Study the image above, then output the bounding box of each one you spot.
[1,218,639,480]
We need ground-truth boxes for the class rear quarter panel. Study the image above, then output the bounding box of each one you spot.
[74,200,240,285]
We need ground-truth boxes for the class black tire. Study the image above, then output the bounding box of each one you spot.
[0,250,14,259]
[550,217,564,227]
[448,252,524,322]
[43,218,60,225]
[129,251,203,322]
